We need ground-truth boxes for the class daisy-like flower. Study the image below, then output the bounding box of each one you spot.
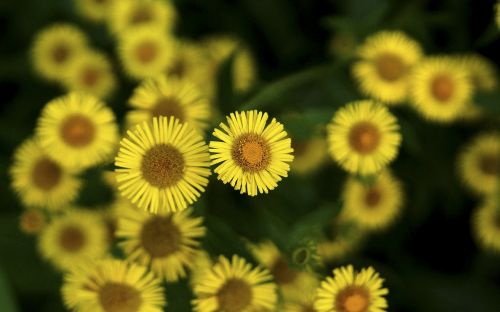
[31,24,88,82]
[353,31,423,105]
[63,51,116,99]
[291,136,328,175]
[327,100,401,176]
[473,197,500,251]
[118,25,174,80]
[115,116,211,214]
[126,75,210,133]
[36,92,119,170]
[116,200,206,282]
[341,170,404,230]
[209,110,294,196]
[192,255,277,312]
[62,259,166,312]
[19,209,46,235]
[409,56,473,122]
[108,0,176,34]
[282,276,319,312]
[38,210,108,271]
[75,0,113,22]
[166,40,208,82]
[315,265,388,312]
[10,138,81,210]
[190,251,214,287]
[458,133,500,196]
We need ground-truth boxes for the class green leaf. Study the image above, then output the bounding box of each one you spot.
[0,267,18,312]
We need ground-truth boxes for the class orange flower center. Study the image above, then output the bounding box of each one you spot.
[349,122,380,154]
[135,41,157,64]
[365,187,382,207]
[140,216,181,258]
[20,210,45,234]
[232,133,271,172]
[271,257,298,285]
[52,44,69,64]
[375,53,406,81]
[99,283,142,312]
[217,279,252,312]
[32,157,62,190]
[141,144,185,188]
[431,75,455,102]
[81,67,101,87]
[130,6,153,25]
[59,225,85,252]
[336,287,370,312]
[60,114,96,147]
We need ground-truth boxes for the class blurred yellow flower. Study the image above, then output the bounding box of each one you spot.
[31,24,88,82]
[115,116,211,214]
[126,75,210,132]
[38,210,108,271]
[327,100,401,176]
[315,265,388,312]
[192,255,277,312]
[410,57,473,122]
[19,209,46,235]
[189,251,214,287]
[63,51,116,99]
[166,40,208,82]
[117,201,205,282]
[209,110,294,196]
[342,170,404,230]
[36,93,119,170]
[75,0,114,22]
[282,276,319,312]
[317,219,365,263]
[10,138,81,210]
[62,259,166,312]
[458,132,500,196]
[353,31,423,105]
[291,136,328,175]
[473,197,500,252]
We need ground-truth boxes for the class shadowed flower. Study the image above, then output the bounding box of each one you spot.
[473,197,500,252]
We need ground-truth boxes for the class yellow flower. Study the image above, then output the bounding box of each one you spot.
[31,24,88,82]
[116,200,206,282]
[473,197,500,251]
[458,132,500,196]
[327,100,401,175]
[291,136,328,175]
[62,259,166,312]
[38,210,108,271]
[19,209,46,235]
[192,255,277,312]
[317,219,365,263]
[209,110,294,196]
[315,265,388,312]
[409,57,473,122]
[36,92,119,170]
[166,40,208,82]
[108,0,176,34]
[63,51,116,99]
[190,251,214,287]
[126,75,210,133]
[496,1,500,29]
[75,0,114,22]
[10,138,81,210]
[282,277,319,312]
[118,25,175,80]
[115,116,211,214]
[342,170,404,230]
[353,31,423,104]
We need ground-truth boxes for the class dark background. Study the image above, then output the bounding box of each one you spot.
[1,0,500,311]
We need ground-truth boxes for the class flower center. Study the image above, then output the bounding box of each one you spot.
[478,153,498,175]
[130,6,153,25]
[59,225,86,252]
[375,53,406,81]
[364,187,382,207]
[301,305,316,312]
[52,44,69,64]
[60,114,96,147]
[20,210,45,233]
[140,216,181,258]
[217,278,252,312]
[336,287,369,312]
[141,144,185,188]
[32,157,62,190]
[135,41,157,64]
[99,282,142,312]
[150,97,185,122]
[232,133,271,172]
[271,257,298,285]
[168,58,186,78]
[348,122,380,154]
[81,67,100,87]
[431,75,455,102]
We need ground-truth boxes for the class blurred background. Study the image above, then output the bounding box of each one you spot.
[1,0,500,311]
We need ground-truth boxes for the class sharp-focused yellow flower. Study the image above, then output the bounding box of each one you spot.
[63,51,116,99]
[108,0,176,34]
[282,276,319,312]
[75,0,114,22]
[353,31,423,104]
[209,110,294,196]
[38,210,108,271]
[116,200,206,282]
[126,75,210,133]
[327,100,401,175]
[473,197,500,251]
[31,24,88,82]
[315,265,388,312]
[10,138,81,210]
[291,136,328,174]
[36,93,119,170]
[19,209,46,235]
[342,170,404,230]
[115,116,211,214]
[118,26,174,80]
[410,57,473,122]
[458,133,500,196]
[192,255,277,312]
[62,259,166,312]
